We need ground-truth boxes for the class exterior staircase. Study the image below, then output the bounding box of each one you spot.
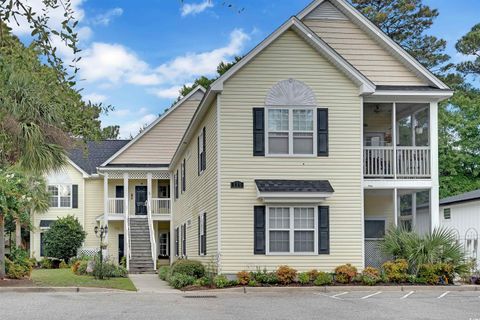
[129,217,155,273]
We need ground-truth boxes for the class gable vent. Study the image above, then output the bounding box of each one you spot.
[304,1,348,21]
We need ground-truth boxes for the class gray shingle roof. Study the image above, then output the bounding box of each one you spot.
[255,179,334,193]
[68,140,130,175]
[440,189,480,206]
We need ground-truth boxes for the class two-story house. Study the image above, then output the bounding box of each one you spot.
[31,0,453,274]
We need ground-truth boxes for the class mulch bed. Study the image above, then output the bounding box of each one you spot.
[0,278,33,287]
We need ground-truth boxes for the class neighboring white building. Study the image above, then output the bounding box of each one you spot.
[440,190,480,266]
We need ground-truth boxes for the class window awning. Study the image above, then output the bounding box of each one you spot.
[39,220,56,228]
[255,179,334,203]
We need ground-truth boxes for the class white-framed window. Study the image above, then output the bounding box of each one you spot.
[48,184,72,208]
[266,206,317,254]
[159,232,169,257]
[266,107,316,156]
[198,127,206,174]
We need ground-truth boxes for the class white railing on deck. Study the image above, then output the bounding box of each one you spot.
[108,198,124,214]
[146,202,157,271]
[363,147,394,178]
[151,198,170,215]
[396,147,430,178]
[364,146,431,178]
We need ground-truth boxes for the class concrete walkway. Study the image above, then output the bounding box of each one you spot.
[129,274,177,293]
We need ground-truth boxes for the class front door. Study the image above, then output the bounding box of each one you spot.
[135,186,147,215]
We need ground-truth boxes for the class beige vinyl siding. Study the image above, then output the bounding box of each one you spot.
[220,30,363,273]
[83,178,104,248]
[364,191,395,228]
[171,101,218,264]
[112,97,201,165]
[31,163,85,260]
[303,18,427,86]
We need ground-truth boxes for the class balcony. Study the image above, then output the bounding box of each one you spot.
[363,103,431,179]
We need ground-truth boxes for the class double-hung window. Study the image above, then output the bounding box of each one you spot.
[266,108,315,156]
[267,206,317,254]
[48,184,72,208]
[198,127,206,174]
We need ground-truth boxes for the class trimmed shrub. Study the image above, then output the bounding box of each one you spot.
[171,260,205,278]
[314,272,333,286]
[361,266,381,286]
[59,260,69,269]
[6,249,34,278]
[214,275,230,288]
[158,266,171,281]
[307,269,319,281]
[169,273,196,289]
[195,276,212,287]
[276,265,297,285]
[248,279,257,287]
[43,216,86,263]
[250,269,278,284]
[382,259,408,283]
[40,258,53,269]
[298,272,310,285]
[334,264,357,284]
[237,271,251,285]
[5,258,30,279]
[418,263,454,285]
[75,260,89,275]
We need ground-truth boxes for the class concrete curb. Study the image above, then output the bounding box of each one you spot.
[204,285,480,294]
[0,286,132,293]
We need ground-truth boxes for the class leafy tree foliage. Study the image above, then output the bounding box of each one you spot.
[456,23,480,77]
[0,168,49,278]
[43,216,86,263]
[351,0,449,70]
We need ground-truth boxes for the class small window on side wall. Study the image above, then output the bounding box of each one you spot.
[443,208,451,220]
[365,219,386,239]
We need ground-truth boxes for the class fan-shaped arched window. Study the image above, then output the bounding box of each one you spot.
[264,79,319,156]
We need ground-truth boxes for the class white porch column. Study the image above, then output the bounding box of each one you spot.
[103,173,109,249]
[430,101,440,231]
[123,172,129,270]
[392,102,397,179]
[147,173,152,215]
[393,188,398,227]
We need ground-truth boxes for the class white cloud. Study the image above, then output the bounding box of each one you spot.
[181,1,214,17]
[155,28,249,83]
[79,28,249,90]
[83,93,107,104]
[149,86,182,99]
[120,113,157,138]
[79,42,149,83]
[92,8,123,26]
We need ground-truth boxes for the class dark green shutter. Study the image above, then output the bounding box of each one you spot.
[72,185,78,208]
[317,108,329,156]
[253,108,265,156]
[197,136,201,175]
[198,215,201,256]
[203,212,207,255]
[202,127,206,171]
[318,206,330,254]
[254,206,266,254]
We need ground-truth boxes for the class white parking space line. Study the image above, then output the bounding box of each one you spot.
[331,292,349,300]
[400,291,414,299]
[360,291,382,299]
[437,291,450,299]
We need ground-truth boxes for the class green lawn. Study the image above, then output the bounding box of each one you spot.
[31,269,137,291]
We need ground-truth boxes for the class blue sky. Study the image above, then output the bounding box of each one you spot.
[11,0,480,138]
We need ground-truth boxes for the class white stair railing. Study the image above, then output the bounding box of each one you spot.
[146,201,157,270]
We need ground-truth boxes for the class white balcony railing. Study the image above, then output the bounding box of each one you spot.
[364,146,430,179]
[108,198,124,214]
[396,146,430,178]
[363,147,394,178]
[151,198,170,215]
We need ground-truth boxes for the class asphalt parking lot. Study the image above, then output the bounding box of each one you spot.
[1,289,479,320]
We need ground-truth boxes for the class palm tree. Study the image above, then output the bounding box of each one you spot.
[0,32,68,279]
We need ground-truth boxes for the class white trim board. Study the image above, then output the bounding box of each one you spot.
[100,86,206,167]
[297,0,449,89]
